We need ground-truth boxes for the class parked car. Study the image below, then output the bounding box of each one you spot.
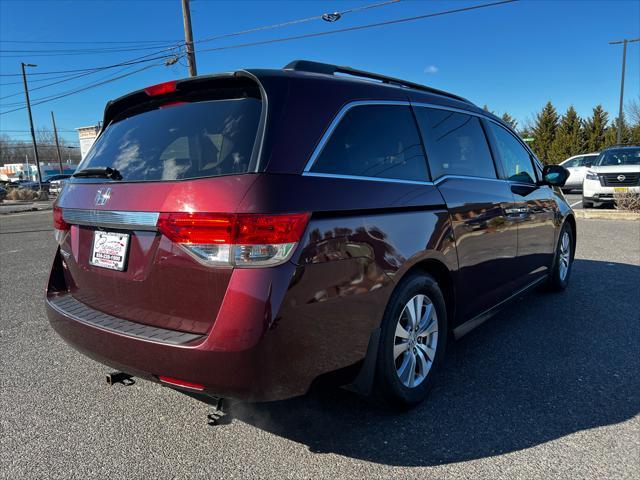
[0,186,6,201]
[559,152,599,192]
[47,174,72,195]
[46,61,574,409]
[582,145,640,208]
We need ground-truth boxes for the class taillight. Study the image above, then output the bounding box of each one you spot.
[156,212,310,267]
[53,206,69,245]
[144,80,177,96]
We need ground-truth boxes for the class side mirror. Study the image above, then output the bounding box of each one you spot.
[542,164,569,187]
[584,162,593,168]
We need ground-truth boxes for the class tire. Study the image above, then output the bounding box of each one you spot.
[373,272,447,409]
[546,222,574,291]
[582,198,593,209]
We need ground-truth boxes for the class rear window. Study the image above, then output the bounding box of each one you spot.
[79,98,262,181]
[310,105,429,182]
[414,107,496,180]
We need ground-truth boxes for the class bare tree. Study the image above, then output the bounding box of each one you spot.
[626,97,640,125]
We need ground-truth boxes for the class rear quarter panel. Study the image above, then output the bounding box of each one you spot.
[236,174,456,388]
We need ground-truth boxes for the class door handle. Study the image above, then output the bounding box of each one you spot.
[503,206,530,219]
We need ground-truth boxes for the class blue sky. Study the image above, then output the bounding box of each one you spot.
[1,0,639,145]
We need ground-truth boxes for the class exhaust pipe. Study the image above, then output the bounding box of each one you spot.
[106,371,134,386]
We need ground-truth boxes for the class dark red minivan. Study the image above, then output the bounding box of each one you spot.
[46,61,575,408]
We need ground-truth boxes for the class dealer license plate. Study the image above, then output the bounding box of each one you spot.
[90,231,130,271]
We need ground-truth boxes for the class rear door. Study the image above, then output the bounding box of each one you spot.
[55,81,264,335]
[484,121,556,285]
[414,106,519,320]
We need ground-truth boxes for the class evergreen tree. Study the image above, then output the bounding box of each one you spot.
[630,124,640,146]
[549,106,584,163]
[530,101,559,162]
[604,114,631,147]
[584,105,609,152]
[501,112,518,130]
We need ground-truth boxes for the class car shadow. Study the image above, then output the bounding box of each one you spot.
[200,259,640,466]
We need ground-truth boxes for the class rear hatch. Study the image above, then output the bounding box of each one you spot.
[54,75,265,335]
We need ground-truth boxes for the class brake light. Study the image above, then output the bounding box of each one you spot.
[53,206,70,245]
[144,80,177,96]
[53,206,69,230]
[156,212,310,267]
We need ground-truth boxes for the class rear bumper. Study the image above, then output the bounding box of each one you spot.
[46,250,390,401]
[46,294,271,400]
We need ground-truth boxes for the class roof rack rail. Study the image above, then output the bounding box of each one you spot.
[284,60,472,105]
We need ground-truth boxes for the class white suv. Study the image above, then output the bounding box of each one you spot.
[559,152,599,192]
[582,146,640,208]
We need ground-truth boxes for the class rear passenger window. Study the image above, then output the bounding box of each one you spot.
[310,105,429,182]
[487,122,537,184]
[414,108,496,180]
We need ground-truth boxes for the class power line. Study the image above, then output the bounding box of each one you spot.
[0,46,183,77]
[0,43,184,58]
[0,64,160,116]
[0,39,176,44]
[0,0,401,60]
[194,0,401,46]
[198,0,518,56]
[0,62,149,103]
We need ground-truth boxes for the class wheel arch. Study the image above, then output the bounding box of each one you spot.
[396,258,456,334]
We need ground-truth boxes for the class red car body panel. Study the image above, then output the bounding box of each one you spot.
[45,65,574,401]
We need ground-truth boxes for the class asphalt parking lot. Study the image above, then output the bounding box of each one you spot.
[1,211,639,479]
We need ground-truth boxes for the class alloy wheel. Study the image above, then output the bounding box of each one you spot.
[394,294,438,388]
[559,231,571,281]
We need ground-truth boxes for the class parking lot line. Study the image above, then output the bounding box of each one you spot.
[570,200,582,207]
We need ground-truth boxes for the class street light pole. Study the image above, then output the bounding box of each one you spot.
[181,0,198,77]
[51,111,64,174]
[20,62,43,190]
[609,37,639,145]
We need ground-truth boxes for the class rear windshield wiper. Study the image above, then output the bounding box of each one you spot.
[72,167,123,181]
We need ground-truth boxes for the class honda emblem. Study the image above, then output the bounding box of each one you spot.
[94,187,112,206]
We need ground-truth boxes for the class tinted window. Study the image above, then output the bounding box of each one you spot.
[79,98,261,181]
[563,157,580,168]
[595,148,640,166]
[488,122,536,184]
[579,155,597,167]
[311,105,428,182]
[414,108,496,180]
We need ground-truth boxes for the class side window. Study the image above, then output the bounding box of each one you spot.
[579,156,595,167]
[414,107,496,180]
[488,122,537,184]
[563,157,579,168]
[310,105,429,182]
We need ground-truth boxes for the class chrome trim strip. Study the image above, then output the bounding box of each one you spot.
[302,172,433,186]
[301,99,534,186]
[62,208,159,231]
[302,100,410,172]
[302,171,508,186]
[411,101,487,119]
[434,175,505,185]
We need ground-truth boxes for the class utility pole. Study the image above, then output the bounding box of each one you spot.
[609,37,639,144]
[50,111,64,174]
[21,62,43,190]
[181,0,198,76]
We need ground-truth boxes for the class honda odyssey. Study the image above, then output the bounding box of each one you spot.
[46,60,575,408]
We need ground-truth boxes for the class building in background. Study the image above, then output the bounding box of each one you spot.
[76,125,100,159]
[0,162,78,181]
